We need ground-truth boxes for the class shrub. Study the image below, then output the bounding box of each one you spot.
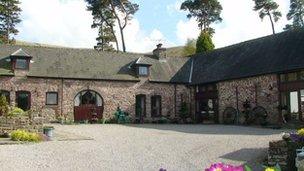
[298,128,304,137]
[0,95,9,116]
[158,117,169,124]
[179,102,189,120]
[8,107,25,117]
[11,130,41,142]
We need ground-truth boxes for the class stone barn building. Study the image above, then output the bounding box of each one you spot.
[0,30,303,124]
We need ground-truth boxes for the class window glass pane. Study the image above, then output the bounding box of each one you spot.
[199,86,206,92]
[208,86,214,91]
[299,71,304,80]
[280,74,286,82]
[138,66,148,75]
[287,72,297,81]
[290,91,299,120]
[151,95,161,117]
[15,59,27,69]
[46,92,58,105]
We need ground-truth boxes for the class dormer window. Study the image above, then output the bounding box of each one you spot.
[15,59,28,70]
[10,48,32,71]
[134,57,152,77]
[138,66,148,76]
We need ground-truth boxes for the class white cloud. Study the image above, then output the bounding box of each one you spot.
[16,0,171,53]
[175,0,291,48]
[166,0,184,15]
[117,19,174,53]
[17,0,97,48]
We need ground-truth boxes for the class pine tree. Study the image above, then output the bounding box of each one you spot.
[86,0,139,52]
[285,0,304,30]
[86,0,119,51]
[94,24,115,51]
[0,0,22,44]
[253,0,282,34]
[180,0,223,33]
[196,31,215,54]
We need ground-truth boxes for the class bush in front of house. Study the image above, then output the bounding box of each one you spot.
[8,107,25,117]
[10,129,41,142]
[158,116,170,124]
[179,102,189,121]
[0,95,9,116]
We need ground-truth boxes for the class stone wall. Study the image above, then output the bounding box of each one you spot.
[217,74,280,124]
[268,140,288,168]
[0,116,44,134]
[0,76,189,122]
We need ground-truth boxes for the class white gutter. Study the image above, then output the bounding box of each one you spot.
[189,58,194,83]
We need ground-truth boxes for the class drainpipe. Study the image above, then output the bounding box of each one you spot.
[60,78,64,116]
[174,84,177,116]
[236,86,239,124]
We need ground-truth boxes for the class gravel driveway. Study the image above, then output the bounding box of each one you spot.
[0,124,284,171]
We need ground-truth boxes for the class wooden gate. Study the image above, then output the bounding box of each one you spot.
[74,104,103,122]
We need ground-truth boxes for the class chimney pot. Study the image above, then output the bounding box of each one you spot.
[153,43,167,60]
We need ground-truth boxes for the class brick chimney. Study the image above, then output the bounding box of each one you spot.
[153,43,167,60]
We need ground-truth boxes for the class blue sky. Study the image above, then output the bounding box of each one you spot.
[132,0,186,44]
[16,0,290,52]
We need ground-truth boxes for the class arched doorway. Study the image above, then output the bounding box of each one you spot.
[74,90,104,122]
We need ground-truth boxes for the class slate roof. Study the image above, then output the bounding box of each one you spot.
[10,48,31,57]
[0,45,191,83]
[191,29,304,85]
[0,30,302,85]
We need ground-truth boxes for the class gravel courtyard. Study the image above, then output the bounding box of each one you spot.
[0,124,284,171]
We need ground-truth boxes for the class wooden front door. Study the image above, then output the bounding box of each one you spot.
[195,84,219,123]
[74,105,103,122]
[73,90,104,122]
[136,95,146,122]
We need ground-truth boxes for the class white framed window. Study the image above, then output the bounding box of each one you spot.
[138,66,148,76]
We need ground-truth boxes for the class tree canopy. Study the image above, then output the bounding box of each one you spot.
[0,0,22,44]
[253,0,282,34]
[183,39,196,56]
[86,0,139,52]
[196,31,214,54]
[180,0,222,33]
[285,0,304,30]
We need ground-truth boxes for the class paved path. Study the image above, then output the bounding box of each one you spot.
[0,124,284,171]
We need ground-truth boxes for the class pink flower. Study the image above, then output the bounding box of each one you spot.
[205,163,244,171]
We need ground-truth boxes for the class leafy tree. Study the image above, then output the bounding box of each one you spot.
[180,0,222,33]
[253,0,282,34]
[183,39,196,56]
[0,0,22,44]
[285,0,304,30]
[196,31,214,54]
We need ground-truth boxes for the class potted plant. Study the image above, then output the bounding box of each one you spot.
[43,126,54,138]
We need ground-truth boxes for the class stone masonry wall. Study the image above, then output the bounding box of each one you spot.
[0,76,189,122]
[217,74,280,124]
[0,116,44,134]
